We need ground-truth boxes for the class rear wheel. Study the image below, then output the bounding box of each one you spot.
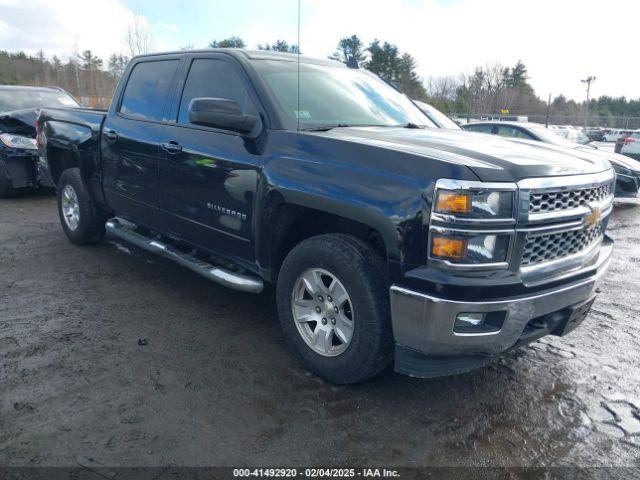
[0,160,17,198]
[57,168,106,245]
[276,234,393,384]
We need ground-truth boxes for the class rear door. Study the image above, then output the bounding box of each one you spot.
[101,57,181,223]
[156,53,263,261]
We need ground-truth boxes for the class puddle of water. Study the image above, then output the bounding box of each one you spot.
[600,401,640,435]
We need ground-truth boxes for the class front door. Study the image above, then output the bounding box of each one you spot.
[157,55,262,261]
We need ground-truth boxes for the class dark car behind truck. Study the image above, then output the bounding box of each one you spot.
[38,50,614,383]
[0,85,79,197]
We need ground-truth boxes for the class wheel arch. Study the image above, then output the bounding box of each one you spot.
[258,190,401,283]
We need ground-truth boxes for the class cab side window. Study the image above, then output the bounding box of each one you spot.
[466,124,495,134]
[178,59,257,125]
[120,60,179,121]
[496,126,535,140]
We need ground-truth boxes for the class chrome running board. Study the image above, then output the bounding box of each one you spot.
[105,219,264,294]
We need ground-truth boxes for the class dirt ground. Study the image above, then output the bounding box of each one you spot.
[1,192,640,469]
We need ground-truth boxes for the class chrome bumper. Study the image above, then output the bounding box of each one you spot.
[390,237,613,357]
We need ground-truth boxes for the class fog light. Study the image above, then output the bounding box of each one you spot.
[454,312,506,334]
[455,312,485,327]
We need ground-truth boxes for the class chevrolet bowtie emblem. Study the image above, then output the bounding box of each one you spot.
[585,203,601,229]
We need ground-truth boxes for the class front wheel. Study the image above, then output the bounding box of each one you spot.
[276,234,393,384]
[57,168,106,245]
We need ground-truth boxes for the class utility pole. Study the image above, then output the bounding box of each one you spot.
[581,76,596,128]
[545,93,551,128]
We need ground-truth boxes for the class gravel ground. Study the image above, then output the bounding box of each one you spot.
[1,192,640,469]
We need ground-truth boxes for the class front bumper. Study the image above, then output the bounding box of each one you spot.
[1,149,43,189]
[390,236,613,377]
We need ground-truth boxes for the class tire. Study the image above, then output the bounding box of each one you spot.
[0,159,17,198]
[57,168,106,245]
[276,234,393,384]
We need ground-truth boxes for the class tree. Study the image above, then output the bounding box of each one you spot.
[78,50,103,72]
[77,50,103,97]
[364,40,401,83]
[258,40,300,53]
[330,35,366,65]
[396,53,427,100]
[125,13,153,57]
[361,40,426,99]
[107,54,129,79]
[209,36,245,48]
[506,60,529,89]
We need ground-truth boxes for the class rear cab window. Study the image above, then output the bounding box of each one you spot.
[119,60,180,121]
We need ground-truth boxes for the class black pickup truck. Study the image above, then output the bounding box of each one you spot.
[37,50,615,383]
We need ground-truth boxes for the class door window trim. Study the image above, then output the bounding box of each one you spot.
[115,56,184,126]
[165,53,269,136]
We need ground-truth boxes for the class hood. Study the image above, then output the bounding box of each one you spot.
[0,108,38,136]
[317,127,612,182]
[575,145,640,172]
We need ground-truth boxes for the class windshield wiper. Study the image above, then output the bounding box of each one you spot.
[301,123,426,132]
[301,124,352,132]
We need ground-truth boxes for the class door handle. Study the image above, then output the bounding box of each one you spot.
[161,141,183,154]
[103,130,119,141]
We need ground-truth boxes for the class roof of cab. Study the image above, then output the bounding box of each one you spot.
[131,48,345,68]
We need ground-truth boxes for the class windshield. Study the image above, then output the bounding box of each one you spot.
[414,101,460,130]
[0,89,79,112]
[253,60,436,130]
[523,124,582,147]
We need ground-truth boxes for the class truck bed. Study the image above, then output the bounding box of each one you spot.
[38,107,107,138]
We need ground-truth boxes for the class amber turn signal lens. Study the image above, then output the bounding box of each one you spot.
[435,191,472,214]
[432,237,468,260]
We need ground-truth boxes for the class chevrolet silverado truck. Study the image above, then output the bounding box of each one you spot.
[0,85,80,197]
[37,50,615,384]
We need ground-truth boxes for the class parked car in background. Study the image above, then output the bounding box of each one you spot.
[554,128,592,145]
[615,131,634,153]
[620,131,640,161]
[585,128,605,142]
[0,85,80,197]
[463,121,640,198]
[603,129,633,142]
[38,49,615,383]
[413,100,461,130]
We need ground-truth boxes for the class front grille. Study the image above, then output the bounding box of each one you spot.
[521,223,603,266]
[529,185,611,214]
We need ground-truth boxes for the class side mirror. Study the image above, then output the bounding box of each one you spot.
[188,98,259,136]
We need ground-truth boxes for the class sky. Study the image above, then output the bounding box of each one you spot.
[0,0,638,101]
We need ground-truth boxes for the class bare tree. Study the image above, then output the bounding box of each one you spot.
[125,13,153,58]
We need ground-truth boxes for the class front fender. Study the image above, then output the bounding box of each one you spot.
[260,153,427,267]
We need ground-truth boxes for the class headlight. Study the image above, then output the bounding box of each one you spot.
[434,187,514,219]
[430,230,511,265]
[0,133,38,151]
[429,180,517,269]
